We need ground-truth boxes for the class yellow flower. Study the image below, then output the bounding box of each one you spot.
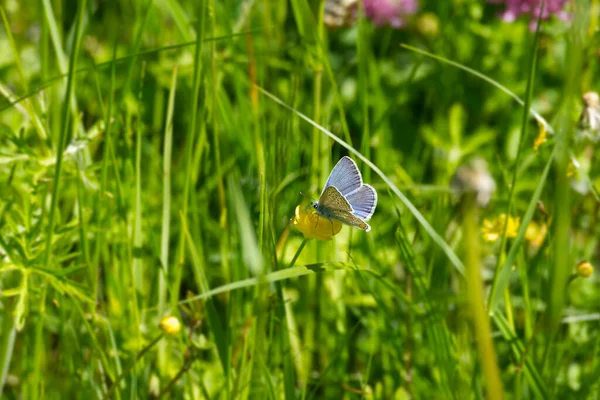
[525,221,547,248]
[159,316,181,335]
[481,214,520,242]
[416,12,440,37]
[567,159,578,178]
[533,119,549,151]
[291,205,342,241]
[576,260,593,278]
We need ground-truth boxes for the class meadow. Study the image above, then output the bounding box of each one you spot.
[1,0,599,398]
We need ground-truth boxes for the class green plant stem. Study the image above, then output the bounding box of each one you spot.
[279,237,309,394]
[43,0,86,265]
[462,194,504,400]
[176,0,206,295]
[158,352,198,398]
[33,2,86,397]
[289,238,308,270]
[488,4,542,316]
[106,334,164,397]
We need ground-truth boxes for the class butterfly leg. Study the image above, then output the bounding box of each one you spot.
[328,218,335,236]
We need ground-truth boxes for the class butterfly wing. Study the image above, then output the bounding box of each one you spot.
[318,186,353,212]
[322,156,362,197]
[327,209,371,231]
[318,186,371,231]
[345,184,377,221]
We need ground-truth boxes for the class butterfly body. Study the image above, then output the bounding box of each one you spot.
[312,157,377,232]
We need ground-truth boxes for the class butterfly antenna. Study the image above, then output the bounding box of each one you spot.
[299,191,313,203]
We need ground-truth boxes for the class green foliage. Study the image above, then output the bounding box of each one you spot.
[0,0,599,398]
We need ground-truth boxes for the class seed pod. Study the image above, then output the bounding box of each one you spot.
[578,92,600,132]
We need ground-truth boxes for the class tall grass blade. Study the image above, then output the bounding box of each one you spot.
[400,44,553,134]
[157,65,178,370]
[489,149,554,308]
[43,0,86,265]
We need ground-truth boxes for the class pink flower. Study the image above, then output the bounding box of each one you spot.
[362,0,418,28]
[489,0,570,27]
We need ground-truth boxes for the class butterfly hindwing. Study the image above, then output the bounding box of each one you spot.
[322,156,362,197]
[345,184,377,221]
[327,209,371,231]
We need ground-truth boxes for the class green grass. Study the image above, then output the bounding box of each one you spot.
[1,0,600,398]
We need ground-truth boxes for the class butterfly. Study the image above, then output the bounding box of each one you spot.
[312,156,377,231]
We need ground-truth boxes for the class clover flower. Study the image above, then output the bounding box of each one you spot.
[481,214,520,242]
[489,0,570,27]
[291,205,342,241]
[362,0,418,28]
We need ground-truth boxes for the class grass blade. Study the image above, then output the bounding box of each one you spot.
[490,3,544,323]
[43,0,86,265]
[157,65,178,371]
[400,44,553,134]
[489,149,555,308]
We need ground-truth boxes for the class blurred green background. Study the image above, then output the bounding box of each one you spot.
[1,0,600,398]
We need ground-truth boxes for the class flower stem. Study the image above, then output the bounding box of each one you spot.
[107,334,164,396]
[158,352,198,398]
[275,238,310,394]
[462,194,504,399]
[288,238,308,269]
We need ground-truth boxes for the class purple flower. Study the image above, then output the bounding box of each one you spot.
[362,0,418,28]
[489,0,570,26]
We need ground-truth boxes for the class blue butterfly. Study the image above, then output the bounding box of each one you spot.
[312,156,378,232]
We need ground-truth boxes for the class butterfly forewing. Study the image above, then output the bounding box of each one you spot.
[318,186,353,212]
[345,184,377,221]
[322,156,362,197]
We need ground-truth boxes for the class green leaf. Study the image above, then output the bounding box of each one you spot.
[289,0,317,44]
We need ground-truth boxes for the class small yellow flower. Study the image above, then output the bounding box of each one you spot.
[525,221,547,248]
[481,214,520,242]
[416,12,440,37]
[576,260,593,278]
[291,205,342,241]
[567,159,578,178]
[533,119,549,151]
[159,316,181,335]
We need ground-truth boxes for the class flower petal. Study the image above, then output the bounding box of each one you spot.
[292,205,343,240]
